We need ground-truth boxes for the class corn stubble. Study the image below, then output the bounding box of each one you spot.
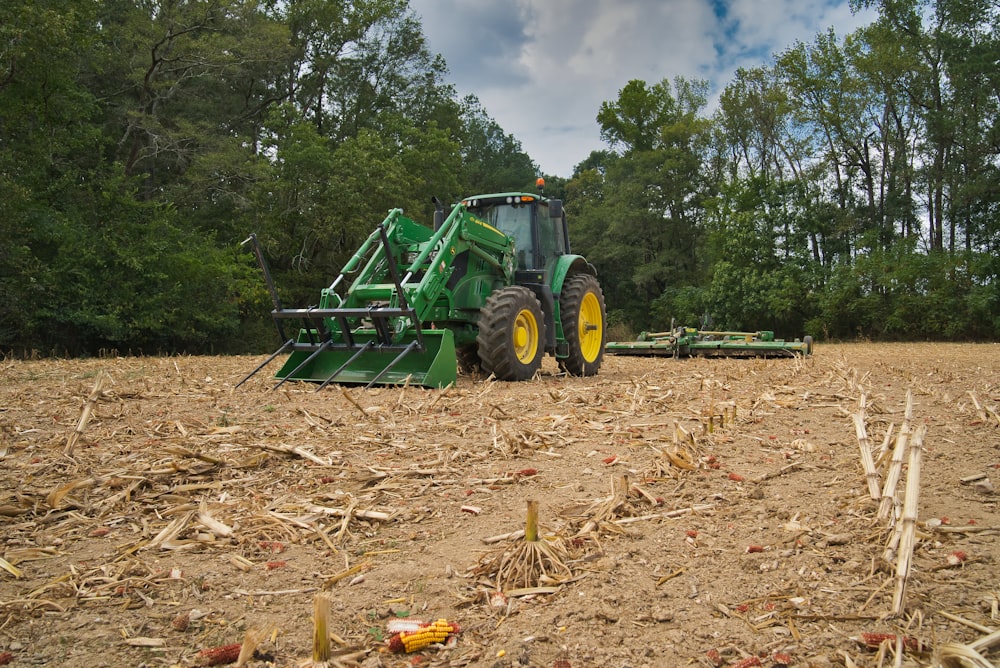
[473,499,573,591]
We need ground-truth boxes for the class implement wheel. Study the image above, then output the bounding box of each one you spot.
[477,286,545,381]
[558,273,606,376]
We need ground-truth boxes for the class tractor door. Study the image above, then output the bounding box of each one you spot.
[534,198,568,275]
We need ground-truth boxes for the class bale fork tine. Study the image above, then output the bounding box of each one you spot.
[315,340,377,392]
[272,339,334,391]
[235,338,295,389]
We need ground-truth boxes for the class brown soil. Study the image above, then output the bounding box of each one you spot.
[1,343,998,668]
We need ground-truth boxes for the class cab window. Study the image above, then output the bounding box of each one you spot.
[472,203,535,269]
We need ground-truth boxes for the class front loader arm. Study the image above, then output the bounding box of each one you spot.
[394,203,515,322]
[239,200,517,390]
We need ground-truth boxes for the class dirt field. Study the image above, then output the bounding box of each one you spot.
[1,343,998,668]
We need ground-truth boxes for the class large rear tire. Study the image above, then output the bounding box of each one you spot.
[477,286,545,381]
[558,273,606,376]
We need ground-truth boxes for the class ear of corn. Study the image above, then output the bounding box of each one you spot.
[193,643,242,666]
[386,619,460,653]
[385,619,425,634]
[732,656,764,668]
[729,657,762,668]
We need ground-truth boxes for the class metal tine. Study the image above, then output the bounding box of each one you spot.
[315,340,376,392]
[235,339,294,389]
[272,339,334,391]
[364,340,421,389]
[372,223,426,350]
[302,308,330,346]
[370,311,394,346]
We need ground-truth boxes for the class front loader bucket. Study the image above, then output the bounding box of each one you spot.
[275,328,457,389]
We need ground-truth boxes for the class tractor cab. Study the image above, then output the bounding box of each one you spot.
[460,193,569,275]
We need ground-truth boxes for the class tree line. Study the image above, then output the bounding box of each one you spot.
[1,0,997,357]
[573,0,999,341]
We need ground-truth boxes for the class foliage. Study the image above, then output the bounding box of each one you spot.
[568,78,716,332]
[0,0,537,355]
[1,0,998,356]
[567,2,999,342]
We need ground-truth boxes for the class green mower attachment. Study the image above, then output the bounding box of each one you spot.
[605,327,813,359]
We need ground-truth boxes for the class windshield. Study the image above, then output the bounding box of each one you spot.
[472,203,535,269]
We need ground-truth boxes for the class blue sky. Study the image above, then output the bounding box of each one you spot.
[409,0,877,177]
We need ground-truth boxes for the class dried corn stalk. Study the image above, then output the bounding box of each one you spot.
[968,391,988,423]
[891,423,927,616]
[876,422,894,461]
[0,556,22,578]
[662,444,697,471]
[313,591,332,666]
[937,631,1000,668]
[970,627,1000,654]
[65,372,107,457]
[854,394,881,501]
[572,474,641,537]
[46,477,103,509]
[878,390,913,521]
[197,500,234,538]
[236,625,272,667]
[673,421,697,449]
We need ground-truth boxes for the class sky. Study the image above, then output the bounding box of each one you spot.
[409,0,878,177]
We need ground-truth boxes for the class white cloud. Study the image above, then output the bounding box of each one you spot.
[410,0,876,177]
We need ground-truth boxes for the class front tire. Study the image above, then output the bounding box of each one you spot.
[477,286,545,381]
[558,273,606,376]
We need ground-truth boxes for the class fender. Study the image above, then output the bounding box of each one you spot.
[550,254,598,297]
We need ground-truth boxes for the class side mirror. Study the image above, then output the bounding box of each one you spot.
[549,199,563,219]
[432,196,445,230]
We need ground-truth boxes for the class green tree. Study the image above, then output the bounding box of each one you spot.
[456,95,538,196]
[570,78,715,331]
[702,177,815,333]
[0,0,103,349]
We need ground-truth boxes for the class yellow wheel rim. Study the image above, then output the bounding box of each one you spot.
[578,291,603,363]
[513,308,539,363]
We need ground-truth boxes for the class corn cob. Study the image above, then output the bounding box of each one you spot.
[729,657,762,668]
[171,610,191,632]
[772,652,792,667]
[193,643,241,666]
[860,632,897,649]
[386,619,460,653]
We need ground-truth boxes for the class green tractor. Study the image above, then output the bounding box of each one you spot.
[240,185,607,389]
